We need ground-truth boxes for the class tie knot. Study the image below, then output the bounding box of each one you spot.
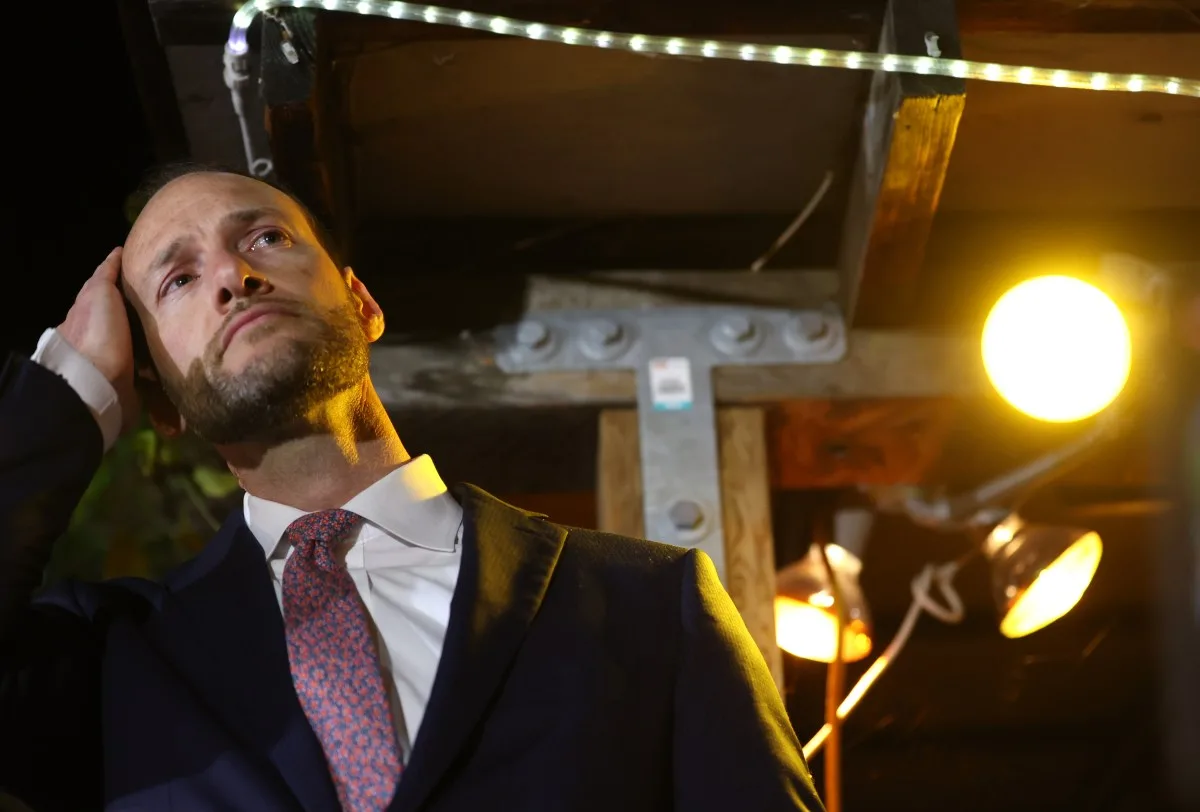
[283,508,361,569]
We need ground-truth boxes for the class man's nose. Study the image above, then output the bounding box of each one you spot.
[212,252,274,304]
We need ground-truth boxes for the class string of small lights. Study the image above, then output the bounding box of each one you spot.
[228,0,1200,98]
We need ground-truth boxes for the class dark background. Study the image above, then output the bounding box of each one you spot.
[3,3,156,358]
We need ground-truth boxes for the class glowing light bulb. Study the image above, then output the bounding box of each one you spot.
[775,597,873,663]
[982,276,1131,422]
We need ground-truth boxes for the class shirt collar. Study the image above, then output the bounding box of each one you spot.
[243,454,462,562]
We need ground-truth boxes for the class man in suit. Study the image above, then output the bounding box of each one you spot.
[0,166,823,812]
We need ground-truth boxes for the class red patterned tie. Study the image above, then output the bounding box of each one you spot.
[281,508,402,812]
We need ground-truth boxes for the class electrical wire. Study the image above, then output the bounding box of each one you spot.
[802,556,968,761]
[750,171,834,273]
[815,540,846,812]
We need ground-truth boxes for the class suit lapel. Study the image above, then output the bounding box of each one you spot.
[151,510,340,811]
[391,485,567,812]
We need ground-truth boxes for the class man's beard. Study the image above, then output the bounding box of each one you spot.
[159,297,370,445]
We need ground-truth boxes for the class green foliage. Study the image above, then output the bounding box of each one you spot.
[46,419,243,584]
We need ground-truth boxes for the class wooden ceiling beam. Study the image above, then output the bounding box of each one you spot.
[261,8,355,256]
[956,0,1200,34]
[839,0,966,328]
[370,328,984,411]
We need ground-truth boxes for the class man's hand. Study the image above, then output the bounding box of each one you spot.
[56,247,141,436]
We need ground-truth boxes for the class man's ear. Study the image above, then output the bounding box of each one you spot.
[137,370,186,439]
[343,267,385,343]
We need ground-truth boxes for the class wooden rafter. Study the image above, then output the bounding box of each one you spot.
[260,8,355,257]
[839,0,966,328]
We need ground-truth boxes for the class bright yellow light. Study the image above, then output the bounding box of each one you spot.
[1000,531,1103,638]
[774,596,873,662]
[982,275,1131,422]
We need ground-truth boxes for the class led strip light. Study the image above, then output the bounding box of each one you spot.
[229,0,1199,96]
[224,0,1200,175]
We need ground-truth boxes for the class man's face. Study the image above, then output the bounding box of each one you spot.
[123,172,379,444]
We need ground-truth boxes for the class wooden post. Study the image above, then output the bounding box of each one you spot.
[597,408,784,694]
[840,0,966,327]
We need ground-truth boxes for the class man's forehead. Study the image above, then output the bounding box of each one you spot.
[124,173,301,280]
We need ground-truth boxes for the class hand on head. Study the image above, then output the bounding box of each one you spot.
[56,247,142,437]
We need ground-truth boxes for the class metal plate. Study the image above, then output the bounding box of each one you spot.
[495,305,847,582]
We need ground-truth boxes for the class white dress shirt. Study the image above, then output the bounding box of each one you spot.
[30,327,463,760]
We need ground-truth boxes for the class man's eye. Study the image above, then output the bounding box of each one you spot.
[165,273,194,293]
[249,229,291,250]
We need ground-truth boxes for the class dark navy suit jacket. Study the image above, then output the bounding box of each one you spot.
[0,353,822,812]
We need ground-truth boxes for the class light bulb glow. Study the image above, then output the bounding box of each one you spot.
[982,276,1131,422]
[775,597,873,663]
[999,532,1102,638]
[222,1,1200,99]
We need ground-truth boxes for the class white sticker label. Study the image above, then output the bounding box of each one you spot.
[648,357,693,411]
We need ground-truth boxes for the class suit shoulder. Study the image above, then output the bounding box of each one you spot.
[555,523,691,574]
[34,575,163,623]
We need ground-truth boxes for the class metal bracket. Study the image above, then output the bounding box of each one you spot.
[496,305,847,583]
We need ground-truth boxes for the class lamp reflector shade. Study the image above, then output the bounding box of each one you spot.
[987,517,1103,638]
[774,543,872,662]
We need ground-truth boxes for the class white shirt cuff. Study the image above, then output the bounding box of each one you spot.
[31,328,124,452]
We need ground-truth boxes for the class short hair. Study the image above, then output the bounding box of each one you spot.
[123,162,346,377]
